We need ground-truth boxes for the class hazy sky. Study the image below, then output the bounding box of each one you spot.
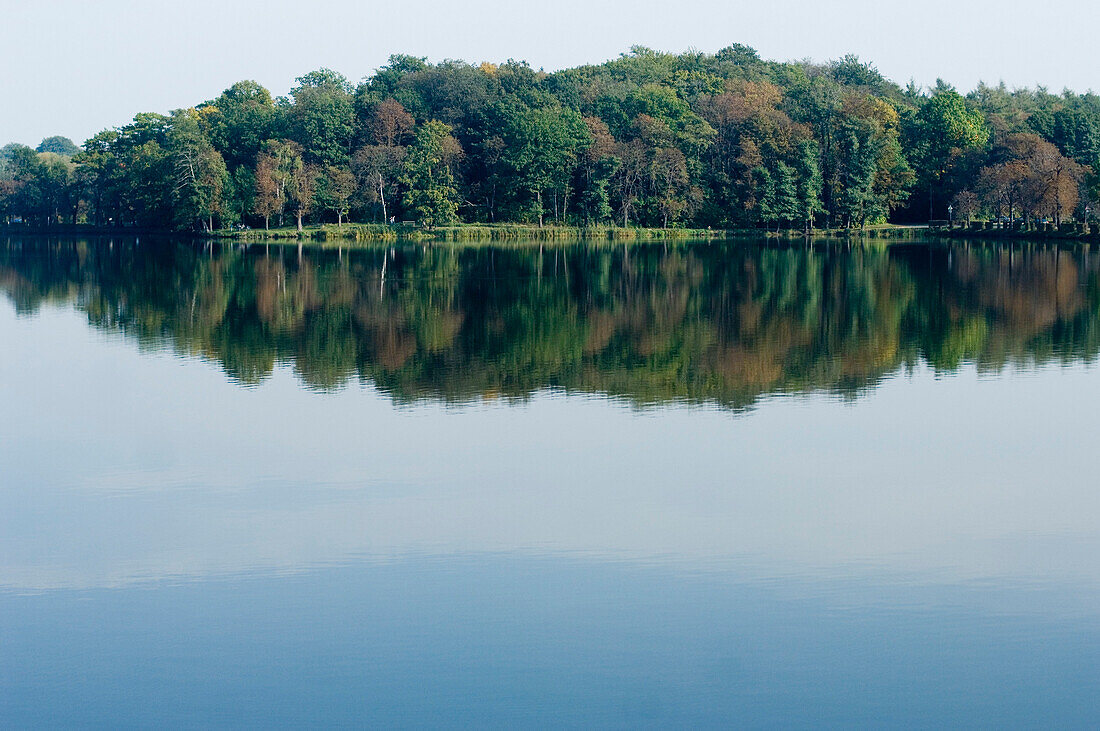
[4,0,1099,146]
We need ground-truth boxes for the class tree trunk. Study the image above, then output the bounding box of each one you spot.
[537,189,544,228]
[378,173,387,223]
[265,215,270,231]
[297,210,303,232]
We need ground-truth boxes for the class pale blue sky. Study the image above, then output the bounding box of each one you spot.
[4,0,1098,146]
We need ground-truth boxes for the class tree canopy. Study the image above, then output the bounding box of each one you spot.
[4,47,1099,230]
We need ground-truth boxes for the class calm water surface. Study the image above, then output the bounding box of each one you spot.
[2,236,1100,726]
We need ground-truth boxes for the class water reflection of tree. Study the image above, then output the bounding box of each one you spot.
[3,238,1099,410]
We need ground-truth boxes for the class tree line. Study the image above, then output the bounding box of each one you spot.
[2,46,1099,231]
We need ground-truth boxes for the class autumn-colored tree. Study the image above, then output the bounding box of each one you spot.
[1023,137,1085,225]
[253,156,280,230]
[290,163,319,232]
[952,189,980,225]
[253,140,303,229]
[978,160,1029,223]
[367,99,415,147]
[698,80,815,226]
[651,147,689,227]
[978,133,1086,225]
[576,117,619,225]
[615,139,648,226]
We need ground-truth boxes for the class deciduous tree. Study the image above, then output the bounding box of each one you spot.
[400,120,461,228]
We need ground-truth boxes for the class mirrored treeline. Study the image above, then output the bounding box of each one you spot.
[4,236,1099,409]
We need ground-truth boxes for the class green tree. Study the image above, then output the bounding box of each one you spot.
[833,95,913,227]
[774,161,799,228]
[202,80,275,169]
[169,111,230,231]
[914,88,989,219]
[835,121,882,228]
[37,152,78,224]
[753,165,777,228]
[503,105,590,226]
[1,145,45,223]
[352,144,405,223]
[74,131,123,225]
[226,165,255,227]
[400,120,461,228]
[288,69,355,167]
[315,165,357,228]
[795,140,823,231]
[36,136,80,156]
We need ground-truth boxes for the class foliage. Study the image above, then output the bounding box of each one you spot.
[400,121,461,228]
[5,46,1100,230]
[501,105,590,225]
[36,136,80,156]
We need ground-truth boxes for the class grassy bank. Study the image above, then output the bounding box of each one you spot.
[932,223,1099,243]
[208,222,930,244]
[212,223,738,243]
[3,222,931,246]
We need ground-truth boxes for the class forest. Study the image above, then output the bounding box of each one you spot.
[2,46,1099,232]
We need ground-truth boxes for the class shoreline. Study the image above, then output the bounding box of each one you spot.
[931,224,1100,244]
[3,223,931,245]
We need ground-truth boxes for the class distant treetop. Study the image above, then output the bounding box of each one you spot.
[36,136,80,156]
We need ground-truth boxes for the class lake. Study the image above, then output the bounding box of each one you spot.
[2,235,1099,726]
